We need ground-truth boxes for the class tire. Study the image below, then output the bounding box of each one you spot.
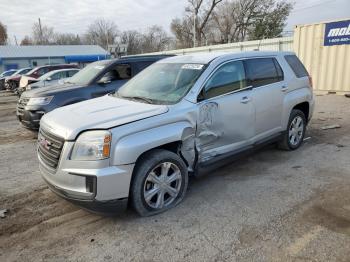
[130,149,188,216]
[278,109,306,151]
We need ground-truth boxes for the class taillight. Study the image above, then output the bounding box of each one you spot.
[308,76,313,89]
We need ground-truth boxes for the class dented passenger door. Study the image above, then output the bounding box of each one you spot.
[195,60,255,163]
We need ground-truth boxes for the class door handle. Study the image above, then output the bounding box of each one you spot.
[240,96,251,104]
[281,85,289,92]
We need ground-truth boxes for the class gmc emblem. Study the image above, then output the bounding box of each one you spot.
[38,135,51,150]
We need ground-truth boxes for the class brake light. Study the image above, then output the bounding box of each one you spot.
[308,76,313,89]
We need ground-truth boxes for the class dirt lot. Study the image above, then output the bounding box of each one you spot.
[0,90,350,262]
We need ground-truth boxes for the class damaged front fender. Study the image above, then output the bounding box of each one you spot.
[113,121,196,170]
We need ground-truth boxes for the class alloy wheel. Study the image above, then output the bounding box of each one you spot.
[289,116,304,146]
[143,162,182,210]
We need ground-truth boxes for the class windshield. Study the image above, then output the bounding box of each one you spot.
[2,70,16,77]
[16,68,31,75]
[38,71,54,81]
[25,67,39,76]
[116,63,205,104]
[67,61,108,85]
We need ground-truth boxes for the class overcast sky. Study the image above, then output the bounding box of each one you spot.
[1,0,349,44]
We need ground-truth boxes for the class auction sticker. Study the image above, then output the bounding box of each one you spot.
[182,64,204,70]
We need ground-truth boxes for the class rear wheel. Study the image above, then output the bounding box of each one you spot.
[130,149,188,216]
[278,109,306,150]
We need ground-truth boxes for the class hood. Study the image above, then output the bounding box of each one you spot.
[29,80,46,89]
[40,95,169,140]
[7,75,21,81]
[22,82,83,97]
[19,76,37,88]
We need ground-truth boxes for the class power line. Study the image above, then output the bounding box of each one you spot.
[291,0,334,13]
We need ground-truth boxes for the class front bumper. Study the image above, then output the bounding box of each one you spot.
[38,141,135,213]
[43,174,128,214]
[16,108,44,129]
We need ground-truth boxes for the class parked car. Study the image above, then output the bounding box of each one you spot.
[4,67,32,90]
[24,68,80,91]
[0,69,18,90]
[11,64,78,93]
[36,51,314,216]
[17,55,172,129]
[0,69,18,78]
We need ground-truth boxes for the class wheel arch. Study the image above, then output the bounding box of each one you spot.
[111,121,196,171]
[282,87,312,129]
[292,102,310,123]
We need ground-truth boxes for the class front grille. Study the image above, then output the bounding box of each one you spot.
[17,97,29,116]
[38,128,65,171]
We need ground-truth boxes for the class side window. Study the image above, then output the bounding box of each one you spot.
[245,58,280,88]
[115,64,132,80]
[50,72,62,80]
[99,64,132,83]
[284,55,309,78]
[134,61,154,74]
[37,67,49,76]
[204,61,247,99]
[68,70,77,77]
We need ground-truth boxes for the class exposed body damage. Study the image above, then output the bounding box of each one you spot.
[179,128,196,172]
[196,102,223,162]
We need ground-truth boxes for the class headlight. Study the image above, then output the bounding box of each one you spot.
[71,131,112,161]
[27,96,53,106]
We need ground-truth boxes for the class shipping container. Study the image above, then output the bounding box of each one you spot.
[294,19,350,93]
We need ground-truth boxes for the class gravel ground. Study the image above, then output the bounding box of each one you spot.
[0,91,350,262]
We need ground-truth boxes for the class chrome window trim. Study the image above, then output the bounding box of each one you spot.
[196,56,283,103]
[244,57,285,89]
[196,58,248,103]
[197,85,253,104]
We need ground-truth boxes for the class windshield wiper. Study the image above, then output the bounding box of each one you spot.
[120,95,155,104]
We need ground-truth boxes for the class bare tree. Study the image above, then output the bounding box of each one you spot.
[189,0,224,45]
[20,36,33,45]
[141,25,173,53]
[0,21,8,45]
[32,22,55,44]
[120,30,142,55]
[175,0,294,46]
[84,19,119,49]
[118,26,173,55]
[171,0,223,48]
[54,33,82,45]
[171,18,194,48]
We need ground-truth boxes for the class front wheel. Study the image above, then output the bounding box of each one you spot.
[278,109,306,151]
[130,149,188,216]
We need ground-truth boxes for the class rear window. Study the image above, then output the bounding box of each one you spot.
[284,55,309,78]
[244,58,282,88]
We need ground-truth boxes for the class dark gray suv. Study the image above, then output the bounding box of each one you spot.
[17,55,172,129]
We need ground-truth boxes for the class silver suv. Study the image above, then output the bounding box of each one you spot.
[38,51,314,216]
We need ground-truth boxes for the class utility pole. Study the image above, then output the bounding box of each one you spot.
[106,29,109,51]
[193,12,197,47]
[38,18,43,44]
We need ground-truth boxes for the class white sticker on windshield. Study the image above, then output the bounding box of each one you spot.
[94,66,105,70]
[182,64,204,70]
